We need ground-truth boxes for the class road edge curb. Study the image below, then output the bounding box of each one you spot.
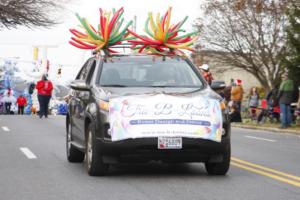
[231,124,300,135]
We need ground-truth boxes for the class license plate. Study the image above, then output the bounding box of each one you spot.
[158,137,182,149]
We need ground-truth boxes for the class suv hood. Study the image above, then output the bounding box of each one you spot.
[94,86,222,102]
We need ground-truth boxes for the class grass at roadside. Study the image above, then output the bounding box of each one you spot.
[234,118,300,133]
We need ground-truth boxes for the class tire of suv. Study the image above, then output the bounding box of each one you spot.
[66,120,85,162]
[205,146,231,175]
[85,123,109,176]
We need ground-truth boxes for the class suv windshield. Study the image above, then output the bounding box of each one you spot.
[98,56,203,87]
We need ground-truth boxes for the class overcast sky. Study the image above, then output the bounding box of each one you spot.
[0,0,201,71]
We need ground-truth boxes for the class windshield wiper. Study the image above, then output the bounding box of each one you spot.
[149,85,178,88]
[186,87,203,93]
[101,84,128,87]
[149,85,202,89]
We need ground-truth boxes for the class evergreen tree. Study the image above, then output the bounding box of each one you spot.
[285,2,300,88]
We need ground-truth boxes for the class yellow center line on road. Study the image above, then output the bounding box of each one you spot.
[231,157,300,182]
[231,162,300,188]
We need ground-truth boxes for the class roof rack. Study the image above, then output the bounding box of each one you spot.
[91,43,133,56]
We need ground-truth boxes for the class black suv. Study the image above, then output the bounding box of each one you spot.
[66,54,231,176]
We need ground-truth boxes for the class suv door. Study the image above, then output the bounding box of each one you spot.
[70,58,96,145]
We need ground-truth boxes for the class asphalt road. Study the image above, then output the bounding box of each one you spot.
[0,115,300,200]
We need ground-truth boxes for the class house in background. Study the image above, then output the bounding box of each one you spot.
[191,50,261,92]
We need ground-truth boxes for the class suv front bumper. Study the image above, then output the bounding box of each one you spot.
[96,137,230,163]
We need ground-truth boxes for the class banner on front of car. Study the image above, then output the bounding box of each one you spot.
[109,94,222,142]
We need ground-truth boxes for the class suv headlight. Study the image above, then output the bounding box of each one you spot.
[220,101,226,111]
[99,100,109,112]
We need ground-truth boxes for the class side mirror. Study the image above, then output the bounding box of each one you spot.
[211,80,226,91]
[70,80,91,91]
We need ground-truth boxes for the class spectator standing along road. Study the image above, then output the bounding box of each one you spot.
[298,87,300,109]
[4,87,14,96]
[230,79,244,112]
[17,94,27,115]
[199,64,214,85]
[248,87,260,120]
[266,85,280,122]
[266,85,279,108]
[295,87,300,122]
[229,103,242,122]
[277,73,294,128]
[36,74,53,118]
[2,93,16,114]
[223,79,235,106]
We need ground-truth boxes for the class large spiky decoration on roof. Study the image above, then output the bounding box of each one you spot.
[69,7,134,53]
[128,7,198,56]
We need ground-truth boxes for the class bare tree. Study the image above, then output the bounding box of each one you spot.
[195,0,290,91]
[0,0,67,29]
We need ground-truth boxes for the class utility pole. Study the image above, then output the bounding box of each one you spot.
[133,15,137,32]
[32,45,58,73]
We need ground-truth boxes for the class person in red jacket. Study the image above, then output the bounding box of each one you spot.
[17,94,27,115]
[36,74,53,118]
